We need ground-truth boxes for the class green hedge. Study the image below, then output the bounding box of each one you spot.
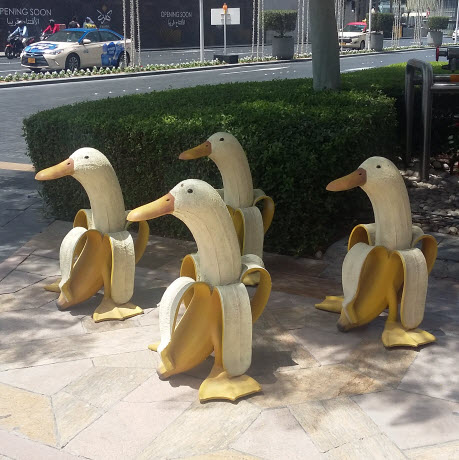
[366,13,395,38]
[427,16,449,31]
[24,78,397,256]
[342,62,459,154]
[263,10,297,37]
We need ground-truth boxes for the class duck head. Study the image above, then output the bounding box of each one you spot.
[326,156,404,194]
[127,179,225,222]
[327,156,412,250]
[128,179,241,286]
[35,148,114,182]
[179,132,244,162]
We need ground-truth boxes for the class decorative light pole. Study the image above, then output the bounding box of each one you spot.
[223,3,228,54]
[199,0,205,62]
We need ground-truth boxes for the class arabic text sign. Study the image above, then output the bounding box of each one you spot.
[1,7,52,27]
[211,8,240,26]
[161,9,193,29]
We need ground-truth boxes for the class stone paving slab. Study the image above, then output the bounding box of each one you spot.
[230,407,323,460]
[0,222,458,459]
[353,390,459,450]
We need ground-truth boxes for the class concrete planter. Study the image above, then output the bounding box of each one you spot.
[370,32,384,51]
[272,36,294,60]
[427,30,443,46]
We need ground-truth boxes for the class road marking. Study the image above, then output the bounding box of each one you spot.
[220,66,289,75]
[171,49,215,53]
[341,66,374,73]
[0,161,34,172]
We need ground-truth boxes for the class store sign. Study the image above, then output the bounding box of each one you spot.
[1,0,253,50]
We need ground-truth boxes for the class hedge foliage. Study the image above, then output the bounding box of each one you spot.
[427,16,449,31]
[367,13,394,37]
[24,76,398,256]
[263,10,297,37]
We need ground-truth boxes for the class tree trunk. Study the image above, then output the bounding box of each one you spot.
[310,0,341,90]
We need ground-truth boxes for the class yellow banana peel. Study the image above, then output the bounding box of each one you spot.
[37,148,149,322]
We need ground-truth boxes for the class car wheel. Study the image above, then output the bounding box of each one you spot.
[117,52,130,68]
[5,47,14,59]
[65,54,80,72]
[360,41,365,50]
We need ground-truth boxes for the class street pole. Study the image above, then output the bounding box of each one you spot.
[223,3,228,54]
[199,0,204,62]
[367,1,372,50]
[455,0,459,44]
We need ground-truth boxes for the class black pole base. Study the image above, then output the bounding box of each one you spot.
[213,54,239,64]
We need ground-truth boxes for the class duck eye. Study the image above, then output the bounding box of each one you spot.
[181,183,184,187]
[376,165,381,168]
[84,156,89,159]
[219,138,224,141]
[187,189,193,193]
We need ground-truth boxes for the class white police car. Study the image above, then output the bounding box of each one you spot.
[21,28,131,72]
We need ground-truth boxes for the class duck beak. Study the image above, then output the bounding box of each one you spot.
[35,158,74,181]
[179,141,212,160]
[326,168,367,192]
[127,193,175,222]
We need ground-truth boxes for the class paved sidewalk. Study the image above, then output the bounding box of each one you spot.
[0,221,458,460]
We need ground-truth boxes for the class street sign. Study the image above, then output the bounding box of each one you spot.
[211,8,240,25]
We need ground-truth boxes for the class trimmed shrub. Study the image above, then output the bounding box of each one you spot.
[24,78,397,257]
[366,13,394,37]
[342,63,459,154]
[263,10,297,37]
[428,16,449,31]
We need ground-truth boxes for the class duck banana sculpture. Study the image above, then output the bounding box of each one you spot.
[179,133,274,285]
[316,157,438,348]
[127,179,272,402]
[35,148,149,322]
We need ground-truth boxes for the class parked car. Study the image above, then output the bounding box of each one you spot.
[338,22,367,50]
[20,28,131,72]
[453,29,459,41]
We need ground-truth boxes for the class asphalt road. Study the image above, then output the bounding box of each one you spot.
[1,37,454,75]
[0,48,439,165]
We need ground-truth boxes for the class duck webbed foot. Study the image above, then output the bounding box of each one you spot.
[92,297,143,322]
[44,279,61,293]
[315,295,344,314]
[382,320,436,348]
[199,364,261,402]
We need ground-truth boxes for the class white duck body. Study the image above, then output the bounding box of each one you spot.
[316,157,437,348]
[179,133,275,282]
[127,179,272,401]
[36,148,148,322]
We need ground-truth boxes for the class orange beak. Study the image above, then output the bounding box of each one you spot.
[179,141,212,160]
[35,158,74,181]
[127,193,175,222]
[326,168,367,192]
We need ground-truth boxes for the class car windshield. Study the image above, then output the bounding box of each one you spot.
[343,24,365,32]
[45,30,85,42]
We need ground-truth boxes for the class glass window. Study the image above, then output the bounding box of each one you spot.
[85,31,102,42]
[45,30,84,42]
[99,31,121,42]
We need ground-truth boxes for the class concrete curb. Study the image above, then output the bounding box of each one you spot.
[0,47,432,89]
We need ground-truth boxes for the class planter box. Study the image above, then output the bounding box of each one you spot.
[213,54,239,64]
[272,36,294,60]
[427,30,443,47]
[370,32,384,51]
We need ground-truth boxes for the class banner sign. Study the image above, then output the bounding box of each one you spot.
[1,0,253,50]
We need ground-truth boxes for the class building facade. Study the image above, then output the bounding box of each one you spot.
[1,0,296,50]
